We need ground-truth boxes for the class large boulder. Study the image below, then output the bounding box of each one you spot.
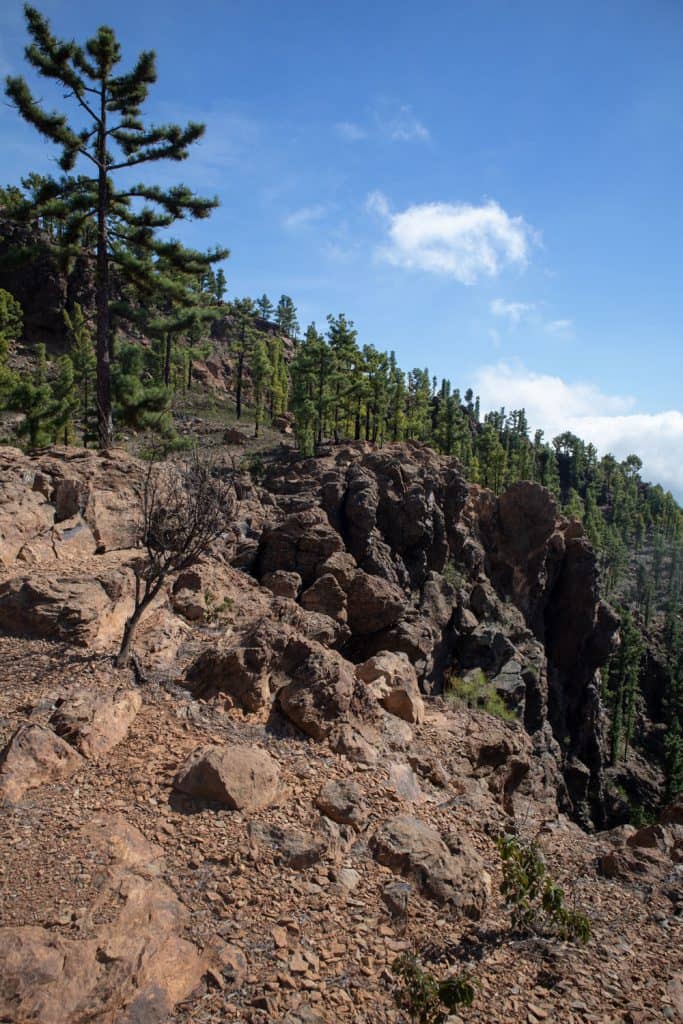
[0,724,83,804]
[173,744,280,811]
[278,641,356,740]
[345,571,405,636]
[300,573,348,623]
[0,571,130,647]
[370,814,490,917]
[50,688,142,760]
[185,620,294,710]
[356,651,425,724]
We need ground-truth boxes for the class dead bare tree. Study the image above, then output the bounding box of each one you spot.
[115,455,235,669]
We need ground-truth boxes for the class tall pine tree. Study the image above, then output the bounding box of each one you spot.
[5,5,227,447]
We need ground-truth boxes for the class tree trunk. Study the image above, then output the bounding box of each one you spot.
[95,86,113,449]
[236,349,244,419]
[164,332,172,388]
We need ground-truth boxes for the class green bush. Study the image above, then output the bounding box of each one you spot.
[497,833,590,944]
[445,668,517,722]
[392,952,475,1023]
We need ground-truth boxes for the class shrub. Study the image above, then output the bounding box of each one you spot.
[392,953,475,1023]
[445,668,517,722]
[497,833,590,944]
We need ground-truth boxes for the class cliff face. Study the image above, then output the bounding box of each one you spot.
[248,443,618,825]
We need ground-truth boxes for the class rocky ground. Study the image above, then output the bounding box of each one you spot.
[0,443,681,1023]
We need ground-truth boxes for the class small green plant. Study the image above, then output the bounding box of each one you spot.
[445,668,517,722]
[392,953,475,1024]
[242,451,265,482]
[204,589,234,625]
[497,833,590,944]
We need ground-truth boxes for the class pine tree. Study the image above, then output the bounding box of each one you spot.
[251,337,272,438]
[256,294,275,321]
[0,288,22,405]
[112,342,174,438]
[276,295,300,338]
[229,297,258,420]
[14,343,54,448]
[5,5,227,447]
[51,354,79,445]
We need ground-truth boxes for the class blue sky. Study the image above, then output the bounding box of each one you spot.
[2,0,682,496]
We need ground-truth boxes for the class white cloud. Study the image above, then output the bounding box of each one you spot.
[365,190,391,218]
[382,105,430,142]
[336,121,367,141]
[546,318,573,333]
[490,298,535,324]
[282,204,328,229]
[473,362,683,499]
[368,194,534,284]
[335,104,429,143]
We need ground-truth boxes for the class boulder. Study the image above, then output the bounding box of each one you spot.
[0,571,130,647]
[49,688,142,760]
[300,573,348,623]
[316,778,368,829]
[345,571,406,636]
[318,551,358,589]
[248,822,326,869]
[173,744,280,811]
[185,620,293,710]
[257,510,344,586]
[262,570,302,600]
[172,587,206,622]
[278,642,355,740]
[330,722,380,765]
[356,651,425,724]
[0,724,83,804]
[370,814,490,917]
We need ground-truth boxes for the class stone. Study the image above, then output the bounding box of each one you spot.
[173,744,280,811]
[356,651,425,724]
[330,723,380,765]
[0,571,131,647]
[316,778,368,829]
[248,822,326,869]
[345,572,406,636]
[257,510,344,587]
[370,814,490,916]
[262,570,302,600]
[388,763,422,803]
[50,687,142,760]
[0,724,83,804]
[300,573,348,624]
[172,587,206,622]
[381,880,412,919]
[336,868,361,891]
[278,642,355,740]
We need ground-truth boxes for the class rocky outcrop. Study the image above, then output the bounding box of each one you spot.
[370,814,490,917]
[0,571,131,647]
[257,443,618,824]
